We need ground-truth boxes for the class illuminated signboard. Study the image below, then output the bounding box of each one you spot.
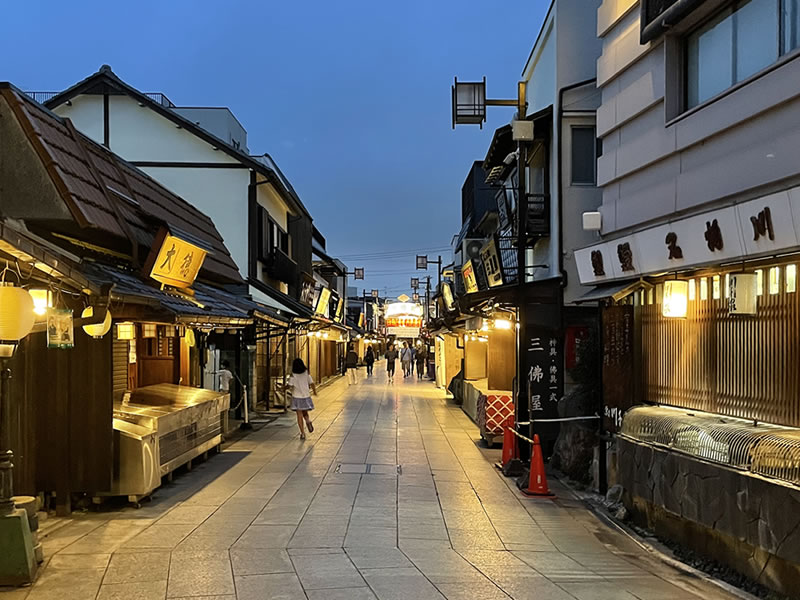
[299,274,316,307]
[315,287,331,316]
[335,297,345,322]
[385,302,423,338]
[148,232,207,288]
[462,260,479,294]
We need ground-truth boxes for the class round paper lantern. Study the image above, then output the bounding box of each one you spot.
[0,283,35,351]
[81,306,112,338]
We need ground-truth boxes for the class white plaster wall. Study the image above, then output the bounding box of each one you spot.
[53,95,104,144]
[107,96,241,163]
[525,21,557,115]
[256,179,291,232]
[140,166,250,275]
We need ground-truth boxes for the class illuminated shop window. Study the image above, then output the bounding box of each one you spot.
[712,275,721,300]
[769,267,780,295]
[689,279,696,301]
[724,273,730,298]
[648,288,654,305]
[756,269,764,296]
[787,265,797,293]
[700,277,708,301]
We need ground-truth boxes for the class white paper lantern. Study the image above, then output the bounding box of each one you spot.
[81,306,112,338]
[0,283,35,355]
[662,280,688,318]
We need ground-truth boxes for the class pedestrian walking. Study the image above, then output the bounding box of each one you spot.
[386,343,398,383]
[401,342,413,378]
[288,358,316,440]
[416,345,427,378]
[345,343,359,385]
[410,345,416,376]
[365,346,375,376]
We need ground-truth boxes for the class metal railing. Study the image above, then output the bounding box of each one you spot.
[620,405,800,485]
[144,93,176,108]
[25,91,59,104]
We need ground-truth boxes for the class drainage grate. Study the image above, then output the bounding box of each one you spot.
[335,463,402,475]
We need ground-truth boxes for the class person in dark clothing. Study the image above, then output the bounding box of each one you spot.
[365,346,375,376]
[385,344,398,383]
[345,344,359,385]
[416,345,427,378]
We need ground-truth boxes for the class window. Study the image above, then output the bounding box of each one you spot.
[257,207,289,259]
[686,0,798,109]
[270,221,289,255]
[570,126,597,185]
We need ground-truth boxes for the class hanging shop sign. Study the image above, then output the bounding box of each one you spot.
[496,187,511,230]
[299,274,317,307]
[728,273,758,315]
[480,237,504,288]
[334,297,345,323]
[358,311,365,328]
[441,282,456,312]
[47,308,74,349]
[462,260,479,294]
[315,287,331,317]
[385,302,423,338]
[575,187,800,285]
[147,231,207,289]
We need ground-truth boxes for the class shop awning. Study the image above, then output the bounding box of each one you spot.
[575,279,646,304]
[458,277,562,314]
[83,262,254,325]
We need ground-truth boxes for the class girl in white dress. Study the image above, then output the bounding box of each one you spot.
[289,358,317,439]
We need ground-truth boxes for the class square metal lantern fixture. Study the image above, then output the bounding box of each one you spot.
[354,268,365,280]
[452,77,487,128]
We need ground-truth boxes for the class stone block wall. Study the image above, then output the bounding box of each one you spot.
[618,437,800,597]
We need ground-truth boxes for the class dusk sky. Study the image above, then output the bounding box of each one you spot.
[3,0,548,298]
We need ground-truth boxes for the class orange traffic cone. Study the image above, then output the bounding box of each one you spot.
[522,434,555,497]
[500,415,517,466]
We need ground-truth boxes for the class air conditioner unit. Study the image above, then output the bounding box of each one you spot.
[462,238,484,262]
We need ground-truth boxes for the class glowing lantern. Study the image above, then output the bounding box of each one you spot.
[81,306,112,338]
[494,319,513,330]
[662,280,689,318]
[0,283,35,357]
[29,288,52,316]
[185,329,196,347]
[116,322,135,340]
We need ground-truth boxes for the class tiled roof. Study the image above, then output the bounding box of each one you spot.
[0,84,242,285]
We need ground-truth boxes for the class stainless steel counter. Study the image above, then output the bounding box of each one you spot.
[110,385,230,498]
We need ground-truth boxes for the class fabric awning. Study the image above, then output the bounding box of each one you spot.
[575,280,645,303]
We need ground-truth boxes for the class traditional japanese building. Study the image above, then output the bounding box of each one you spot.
[577,0,800,593]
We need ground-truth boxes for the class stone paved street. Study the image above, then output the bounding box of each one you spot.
[0,369,741,600]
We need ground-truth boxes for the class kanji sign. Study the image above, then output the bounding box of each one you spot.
[315,287,331,317]
[480,237,504,288]
[149,232,207,288]
[462,260,479,294]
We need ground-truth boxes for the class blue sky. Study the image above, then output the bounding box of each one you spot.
[3,0,548,297]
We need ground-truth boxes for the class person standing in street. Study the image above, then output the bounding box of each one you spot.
[345,343,359,385]
[416,345,427,379]
[288,358,316,440]
[401,342,413,378]
[365,346,375,376]
[386,343,398,383]
[218,360,234,393]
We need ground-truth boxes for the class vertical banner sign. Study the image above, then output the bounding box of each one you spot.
[602,305,634,433]
[480,237,504,288]
[520,302,562,446]
[462,260,479,293]
[47,308,74,349]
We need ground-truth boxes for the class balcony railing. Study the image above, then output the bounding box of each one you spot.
[25,91,176,109]
[263,248,297,285]
[25,91,59,104]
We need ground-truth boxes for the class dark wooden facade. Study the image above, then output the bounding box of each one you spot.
[7,325,113,499]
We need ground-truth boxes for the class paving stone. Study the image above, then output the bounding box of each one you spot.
[229,547,294,576]
[233,525,296,549]
[103,551,170,584]
[235,573,306,600]
[360,567,446,600]
[166,551,234,597]
[291,552,365,589]
[306,588,377,600]
[47,553,111,570]
[95,580,167,600]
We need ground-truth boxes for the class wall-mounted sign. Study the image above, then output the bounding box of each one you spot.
[47,308,74,349]
[462,260,479,294]
[441,282,456,312]
[148,232,207,288]
[480,237,504,288]
[299,274,316,307]
[496,188,511,230]
[315,287,331,317]
[729,273,757,315]
[576,187,800,285]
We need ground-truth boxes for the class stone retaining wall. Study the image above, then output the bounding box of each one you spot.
[618,437,800,597]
